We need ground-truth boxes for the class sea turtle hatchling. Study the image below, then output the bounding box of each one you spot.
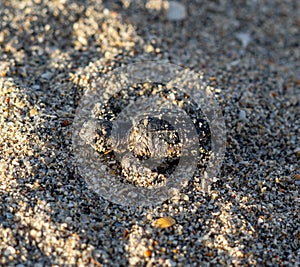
[81,82,211,188]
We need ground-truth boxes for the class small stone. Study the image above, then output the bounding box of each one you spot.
[181,194,189,201]
[41,72,53,80]
[257,217,264,225]
[0,32,5,44]
[66,217,73,223]
[211,192,218,200]
[169,93,175,101]
[144,44,155,53]
[239,109,247,121]
[235,32,252,48]
[166,1,187,21]
[78,36,88,46]
[4,246,16,256]
[30,229,38,239]
[294,174,300,180]
[103,8,110,16]
[29,108,38,117]
[155,217,176,228]
[144,249,152,257]
[60,223,68,230]
[32,84,40,90]
[147,214,153,220]
[146,0,167,12]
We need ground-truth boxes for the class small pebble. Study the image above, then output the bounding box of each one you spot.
[4,246,16,256]
[32,84,41,90]
[155,217,176,228]
[235,32,252,48]
[239,109,247,121]
[166,1,187,21]
[41,72,53,80]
